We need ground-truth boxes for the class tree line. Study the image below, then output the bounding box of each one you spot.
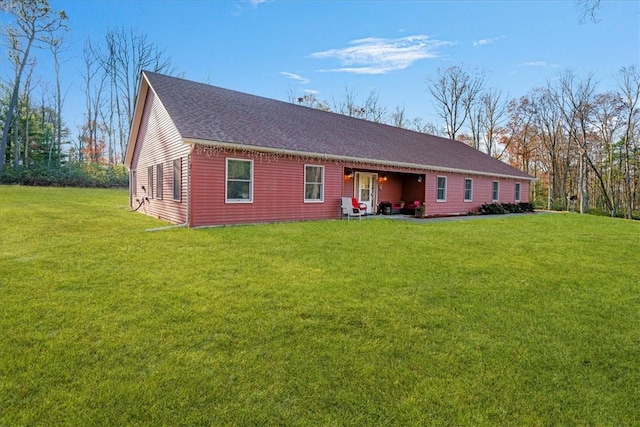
[288,64,639,220]
[0,0,174,187]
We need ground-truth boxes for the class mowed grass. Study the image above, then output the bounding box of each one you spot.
[1,186,639,426]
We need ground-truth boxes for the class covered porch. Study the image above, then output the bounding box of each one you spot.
[342,167,426,216]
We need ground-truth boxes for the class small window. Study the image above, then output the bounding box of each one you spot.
[436,176,447,202]
[156,163,163,199]
[131,170,137,197]
[147,166,154,198]
[492,181,500,202]
[464,178,473,202]
[173,158,182,201]
[226,158,253,202]
[515,182,521,202]
[304,165,324,202]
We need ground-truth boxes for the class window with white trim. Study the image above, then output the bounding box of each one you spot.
[304,165,324,202]
[131,170,137,197]
[226,158,253,202]
[147,166,154,198]
[492,181,500,202]
[436,176,447,201]
[515,182,521,202]
[172,158,182,201]
[156,163,163,199]
[464,178,473,202]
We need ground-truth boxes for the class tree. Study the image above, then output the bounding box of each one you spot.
[48,31,69,166]
[478,89,509,158]
[91,27,175,164]
[553,71,615,214]
[617,66,640,219]
[0,0,68,173]
[577,0,601,23]
[333,87,387,123]
[427,65,485,140]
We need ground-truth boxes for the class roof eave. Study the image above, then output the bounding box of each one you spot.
[183,138,536,181]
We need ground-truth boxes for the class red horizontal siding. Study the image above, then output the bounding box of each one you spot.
[190,152,343,226]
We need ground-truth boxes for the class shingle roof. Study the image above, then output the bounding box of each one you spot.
[142,71,532,180]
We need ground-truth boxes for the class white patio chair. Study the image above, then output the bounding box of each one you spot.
[341,197,362,221]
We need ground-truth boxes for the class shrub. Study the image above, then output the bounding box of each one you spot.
[0,163,129,188]
[479,202,534,215]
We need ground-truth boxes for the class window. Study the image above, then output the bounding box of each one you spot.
[515,182,521,202]
[131,170,137,197]
[173,158,182,201]
[304,165,324,202]
[156,163,163,199]
[492,181,500,202]
[226,158,253,202]
[464,178,473,202]
[147,166,154,198]
[436,176,447,201]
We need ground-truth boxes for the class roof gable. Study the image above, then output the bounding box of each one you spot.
[130,71,533,180]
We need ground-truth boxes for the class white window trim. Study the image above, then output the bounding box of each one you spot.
[464,178,473,202]
[304,164,324,203]
[226,158,253,203]
[492,181,500,202]
[156,163,163,200]
[147,165,154,199]
[436,176,447,202]
[172,158,182,201]
[515,182,521,202]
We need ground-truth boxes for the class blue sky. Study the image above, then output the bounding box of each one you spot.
[2,0,639,132]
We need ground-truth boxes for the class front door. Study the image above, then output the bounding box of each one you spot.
[355,172,377,214]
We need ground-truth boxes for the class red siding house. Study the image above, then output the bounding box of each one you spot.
[125,71,534,227]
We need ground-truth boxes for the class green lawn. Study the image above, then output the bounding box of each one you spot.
[1,186,639,426]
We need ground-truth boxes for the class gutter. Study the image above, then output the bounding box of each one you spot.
[183,138,536,181]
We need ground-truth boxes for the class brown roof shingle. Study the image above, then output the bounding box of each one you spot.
[143,71,533,180]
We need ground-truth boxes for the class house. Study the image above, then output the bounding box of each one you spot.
[124,71,534,227]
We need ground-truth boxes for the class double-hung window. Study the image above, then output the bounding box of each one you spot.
[147,166,154,198]
[464,178,473,202]
[131,170,137,197]
[492,181,500,202]
[515,182,521,202]
[156,163,163,199]
[304,165,324,202]
[172,158,182,201]
[436,176,447,202]
[226,158,253,202]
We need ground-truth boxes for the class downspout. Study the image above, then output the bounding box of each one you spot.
[146,145,193,232]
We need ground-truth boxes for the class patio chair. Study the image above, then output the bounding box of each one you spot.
[341,197,362,221]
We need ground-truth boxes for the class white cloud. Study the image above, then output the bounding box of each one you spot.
[310,35,453,75]
[522,61,549,67]
[249,0,270,6]
[303,89,319,95]
[473,36,503,47]
[280,72,310,84]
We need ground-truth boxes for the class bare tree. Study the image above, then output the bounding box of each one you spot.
[577,0,601,23]
[333,87,386,123]
[92,27,175,163]
[0,0,67,173]
[287,87,330,111]
[20,58,38,168]
[617,66,640,219]
[427,65,485,140]
[48,31,69,166]
[553,71,615,214]
[391,104,407,128]
[81,38,106,163]
[480,89,509,158]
